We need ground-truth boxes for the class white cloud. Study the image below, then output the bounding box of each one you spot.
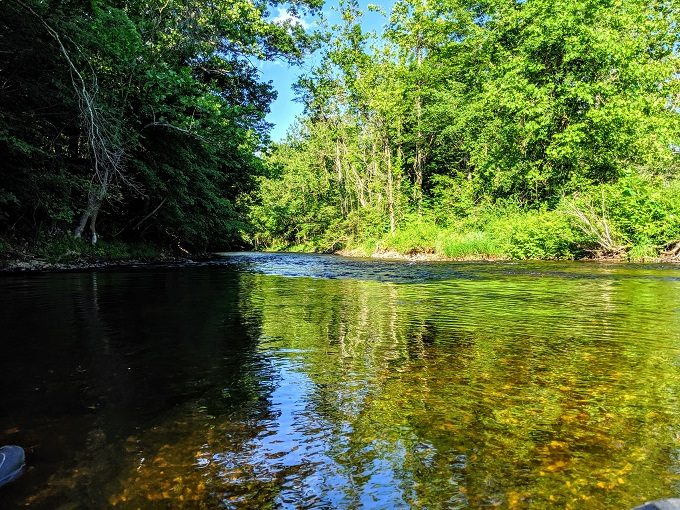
[257,60,284,70]
[272,8,309,29]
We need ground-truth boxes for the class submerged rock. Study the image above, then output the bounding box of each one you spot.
[633,499,680,510]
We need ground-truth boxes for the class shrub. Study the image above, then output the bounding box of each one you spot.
[498,210,585,260]
[378,216,439,254]
[604,174,680,248]
[627,243,658,262]
[563,173,680,257]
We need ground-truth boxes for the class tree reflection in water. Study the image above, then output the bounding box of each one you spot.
[1,260,680,509]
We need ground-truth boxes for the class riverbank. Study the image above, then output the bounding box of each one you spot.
[335,247,508,262]
[268,196,680,264]
[336,248,677,263]
[0,236,210,273]
[0,255,201,273]
[250,172,680,265]
[3,230,678,273]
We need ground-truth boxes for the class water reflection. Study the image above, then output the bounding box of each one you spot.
[1,257,680,509]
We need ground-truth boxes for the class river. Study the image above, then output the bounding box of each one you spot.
[1,253,679,508]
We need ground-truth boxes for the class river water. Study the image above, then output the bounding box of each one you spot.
[1,253,679,509]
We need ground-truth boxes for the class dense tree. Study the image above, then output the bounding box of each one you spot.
[437,0,680,202]
[3,0,679,259]
[251,0,680,258]
[0,0,321,251]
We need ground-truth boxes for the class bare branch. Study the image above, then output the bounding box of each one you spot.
[134,197,167,230]
[564,198,625,255]
[18,0,128,243]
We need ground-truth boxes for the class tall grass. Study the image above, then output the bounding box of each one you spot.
[435,230,504,259]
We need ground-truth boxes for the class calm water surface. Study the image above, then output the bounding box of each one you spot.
[1,253,680,509]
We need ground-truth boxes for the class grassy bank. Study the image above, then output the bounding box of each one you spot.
[252,174,680,263]
[0,235,190,271]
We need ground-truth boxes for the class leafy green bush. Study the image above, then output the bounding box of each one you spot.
[603,174,680,248]
[378,216,439,254]
[430,174,477,223]
[563,173,680,258]
[627,243,658,262]
[497,210,585,260]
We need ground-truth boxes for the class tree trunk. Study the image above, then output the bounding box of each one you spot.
[74,209,90,239]
[413,29,424,212]
[335,138,348,216]
[74,188,104,244]
[89,205,99,244]
[385,139,396,233]
[21,2,124,245]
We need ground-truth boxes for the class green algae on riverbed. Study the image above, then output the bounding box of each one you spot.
[2,254,680,509]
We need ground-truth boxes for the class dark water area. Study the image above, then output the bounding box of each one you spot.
[1,253,679,509]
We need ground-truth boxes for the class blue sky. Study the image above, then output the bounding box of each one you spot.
[258,59,310,142]
[260,1,392,141]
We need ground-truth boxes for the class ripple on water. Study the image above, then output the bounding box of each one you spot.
[1,254,680,508]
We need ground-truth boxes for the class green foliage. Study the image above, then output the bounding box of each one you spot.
[557,174,680,258]
[31,235,163,263]
[600,175,680,248]
[453,0,680,200]
[436,230,504,259]
[378,215,440,254]
[369,208,584,260]
[430,175,478,224]
[251,0,680,262]
[627,243,658,263]
[0,0,321,252]
[249,141,343,250]
[499,210,585,260]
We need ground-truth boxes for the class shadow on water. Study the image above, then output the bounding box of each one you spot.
[1,253,680,508]
[0,268,272,508]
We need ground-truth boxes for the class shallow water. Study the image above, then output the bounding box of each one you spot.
[1,253,679,509]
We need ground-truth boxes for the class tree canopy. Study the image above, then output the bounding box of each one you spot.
[251,0,680,260]
[0,0,321,251]
[2,0,679,260]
